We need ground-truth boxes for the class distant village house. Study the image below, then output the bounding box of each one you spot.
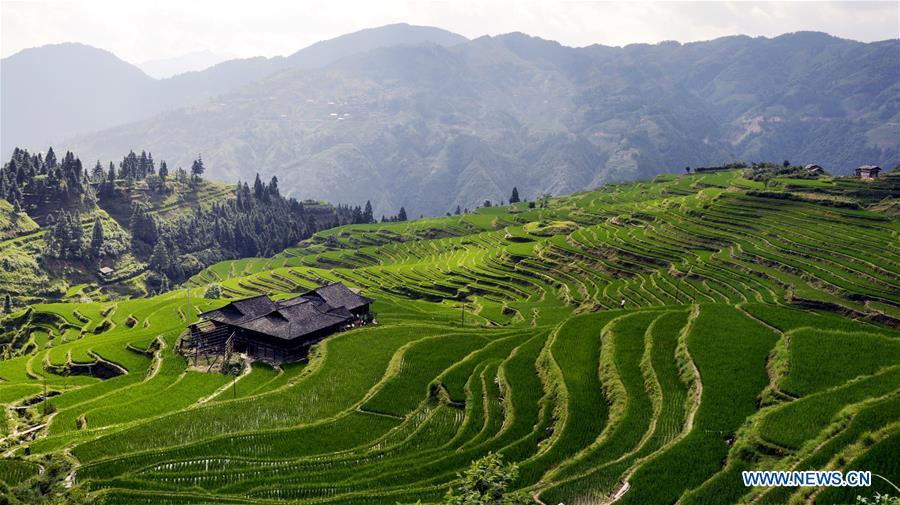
[855,165,881,180]
[186,283,374,363]
[98,266,114,279]
[804,164,825,174]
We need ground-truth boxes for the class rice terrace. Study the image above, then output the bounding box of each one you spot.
[1,163,899,504]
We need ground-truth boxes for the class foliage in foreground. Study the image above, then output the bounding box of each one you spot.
[445,453,532,505]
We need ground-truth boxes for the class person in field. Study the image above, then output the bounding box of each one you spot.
[620,299,626,309]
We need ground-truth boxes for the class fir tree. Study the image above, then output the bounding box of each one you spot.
[509,187,520,203]
[45,147,57,168]
[253,174,264,199]
[158,161,168,181]
[191,155,205,181]
[363,201,374,224]
[69,211,85,255]
[149,240,170,275]
[397,206,408,221]
[90,218,104,259]
[92,161,104,182]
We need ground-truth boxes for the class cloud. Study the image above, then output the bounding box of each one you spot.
[2,0,898,63]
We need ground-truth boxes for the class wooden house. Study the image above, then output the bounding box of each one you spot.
[855,165,881,180]
[804,164,825,174]
[187,283,374,363]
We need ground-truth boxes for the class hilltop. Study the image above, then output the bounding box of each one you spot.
[0,24,468,155]
[63,31,900,217]
[0,148,371,305]
[0,165,898,503]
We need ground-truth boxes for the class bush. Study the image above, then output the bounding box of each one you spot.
[444,453,532,504]
[204,283,223,299]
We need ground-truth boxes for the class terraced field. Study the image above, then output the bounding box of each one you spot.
[1,169,898,504]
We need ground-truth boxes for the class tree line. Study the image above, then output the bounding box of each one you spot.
[1,147,397,295]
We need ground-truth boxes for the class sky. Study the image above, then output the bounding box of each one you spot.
[2,0,899,65]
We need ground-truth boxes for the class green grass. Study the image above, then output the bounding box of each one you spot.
[0,169,897,503]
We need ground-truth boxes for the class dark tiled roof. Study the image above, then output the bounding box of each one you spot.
[197,283,373,341]
[326,305,354,319]
[277,295,310,308]
[303,283,374,312]
[199,294,278,325]
[231,303,349,340]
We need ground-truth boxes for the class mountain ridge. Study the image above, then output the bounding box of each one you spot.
[59,30,899,216]
[1,23,469,155]
[4,29,897,217]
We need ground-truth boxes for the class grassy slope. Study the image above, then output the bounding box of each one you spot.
[0,179,234,305]
[0,169,897,504]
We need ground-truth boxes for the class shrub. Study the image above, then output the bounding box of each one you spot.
[444,453,532,505]
[203,283,223,299]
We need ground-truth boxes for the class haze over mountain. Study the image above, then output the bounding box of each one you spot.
[139,50,238,79]
[3,26,898,217]
[0,23,468,156]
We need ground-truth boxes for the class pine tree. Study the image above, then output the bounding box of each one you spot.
[138,151,149,179]
[191,155,205,181]
[397,206,408,221]
[90,218,104,259]
[149,240,170,274]
[92,161,104,182]
[107,162,116,182]
[455,205,461,215]
[69,211,85,256]
[509,187,520,203]
[269,176,279,197]
[363,201,374,223]
[45,147,57,168]
[253,174,264,199]
[158,161,168,181]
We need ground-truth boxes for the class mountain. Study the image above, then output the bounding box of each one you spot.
[63,31,899,217]
[0,24,468,156]
[139,50,237,79]
[0,44,157,157]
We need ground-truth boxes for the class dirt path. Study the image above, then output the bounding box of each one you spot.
[197,356,253,404]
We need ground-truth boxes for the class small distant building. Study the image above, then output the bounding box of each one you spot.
[804,164,825,174]
[98,266,114,278]
[187,283,374,363]
[856,165,881,180]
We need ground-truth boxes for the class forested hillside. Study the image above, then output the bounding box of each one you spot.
[0,148,382,305]
[1,167,898,504]
[63,31,900,217]
[0,24,468,155]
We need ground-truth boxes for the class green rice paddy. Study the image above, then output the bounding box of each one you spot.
[1,169,898,503]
